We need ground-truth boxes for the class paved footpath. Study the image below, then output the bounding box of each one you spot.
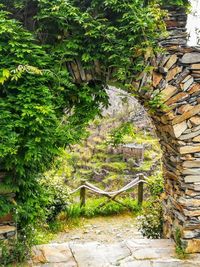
[30,239,200,267]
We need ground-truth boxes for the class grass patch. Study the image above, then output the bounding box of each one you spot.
[33,226,57,245]
[100,162,127,172]
[65,197,141,218]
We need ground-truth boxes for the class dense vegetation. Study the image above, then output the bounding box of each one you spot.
[32,108,163,246]
[0,0,189,264]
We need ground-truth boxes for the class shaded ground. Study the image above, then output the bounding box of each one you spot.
[51,213,142,244]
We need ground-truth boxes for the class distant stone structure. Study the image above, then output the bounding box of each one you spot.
[122,144,144,164]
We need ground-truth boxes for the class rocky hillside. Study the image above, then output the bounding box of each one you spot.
[45,87,162,199]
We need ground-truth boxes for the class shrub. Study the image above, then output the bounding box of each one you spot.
[138,200,163,239]
[64,197,140,218]
[0,227,33,265]
[108,122,136,148]
[147,171,164,197]
[39,175,70,222]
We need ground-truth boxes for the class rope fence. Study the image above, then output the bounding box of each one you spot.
[69,173,147,208]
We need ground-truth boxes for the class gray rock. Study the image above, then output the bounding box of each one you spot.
[71,236,81,240]
[0,225,16,235]
[69,241,130,267]
[183,168,200,175]
[180,129,200,140]
[6,231,16,238]
[32,243,76,266]
[181,53,200,64]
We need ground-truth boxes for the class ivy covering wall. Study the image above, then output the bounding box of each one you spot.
[0,0,189,255]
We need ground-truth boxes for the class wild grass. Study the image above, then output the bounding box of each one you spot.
[59,197,141,219]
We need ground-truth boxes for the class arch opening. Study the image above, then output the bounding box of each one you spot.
[65,4,200,252]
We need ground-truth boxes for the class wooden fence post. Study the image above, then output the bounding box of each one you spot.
[80,179,86,208]
[138,174,144,206]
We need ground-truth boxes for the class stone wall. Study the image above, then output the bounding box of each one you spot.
[139,5,200,253]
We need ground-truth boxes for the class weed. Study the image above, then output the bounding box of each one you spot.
[174,228,188,259]
[0,235,32,266]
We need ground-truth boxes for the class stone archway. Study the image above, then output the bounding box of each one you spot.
[66,5,200,253]
[1,4,200,254]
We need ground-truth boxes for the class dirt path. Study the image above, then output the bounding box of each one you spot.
[51,213,143,244]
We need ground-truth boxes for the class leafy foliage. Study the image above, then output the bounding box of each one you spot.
[0,233,32,265]
[138,200,163,239]
[174,228,187,259]
[0,7,107,219]
[162,0,189,7]
[147,171,164,197]
[138,170,164,239]
[40,174,70,222]
[3,0,167,83]
[108,122,135,147]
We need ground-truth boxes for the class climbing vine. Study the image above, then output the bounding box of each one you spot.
[0,0,189,261]
[0,7,108,224]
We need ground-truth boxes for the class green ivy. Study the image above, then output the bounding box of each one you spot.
[0,9,108,228]
[108,122,135,148]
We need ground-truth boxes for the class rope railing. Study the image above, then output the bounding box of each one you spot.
[69,173,147,208]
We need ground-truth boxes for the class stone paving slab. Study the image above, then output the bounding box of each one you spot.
[121,259,200,267]
[69,241,130,267]
[32,243,76,266]
[125,239,175,260]
[31,239,200,267]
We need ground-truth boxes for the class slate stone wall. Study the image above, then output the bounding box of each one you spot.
[141,6,200,253]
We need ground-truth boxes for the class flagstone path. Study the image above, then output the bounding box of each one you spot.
[30,239,200,267]
[29,214,200,266]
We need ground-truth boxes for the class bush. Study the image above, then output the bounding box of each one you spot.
[39,175,70,222]
[147,171,164,197]
[108,122,136,148]
[138,200,163,239]
[0,227,33,265]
